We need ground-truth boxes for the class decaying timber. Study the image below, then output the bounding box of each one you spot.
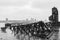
[1,21,54,39]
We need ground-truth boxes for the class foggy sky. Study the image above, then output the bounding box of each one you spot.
[0,0,60,21]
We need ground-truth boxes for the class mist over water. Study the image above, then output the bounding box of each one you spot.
[0,23,5,27]
[0,23,18,40]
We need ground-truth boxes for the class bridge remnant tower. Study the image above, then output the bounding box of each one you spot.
[49,7,60,26]
[49,7,58,23]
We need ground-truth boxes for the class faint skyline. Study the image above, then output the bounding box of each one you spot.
[0,0,60,21]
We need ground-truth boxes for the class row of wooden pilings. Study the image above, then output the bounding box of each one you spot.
[1,21,54,40]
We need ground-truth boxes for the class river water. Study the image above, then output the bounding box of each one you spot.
[0,23,60,40]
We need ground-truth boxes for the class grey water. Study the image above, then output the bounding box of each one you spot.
[0,23,18,40]
[0,23,60,40]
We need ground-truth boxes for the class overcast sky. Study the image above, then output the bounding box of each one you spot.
[0,0,60,21]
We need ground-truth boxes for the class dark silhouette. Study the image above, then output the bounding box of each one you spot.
[1,7,59,40]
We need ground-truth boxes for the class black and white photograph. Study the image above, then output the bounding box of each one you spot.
[0,0,60,40]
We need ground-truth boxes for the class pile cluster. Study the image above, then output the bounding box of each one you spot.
[1,21,53,39]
